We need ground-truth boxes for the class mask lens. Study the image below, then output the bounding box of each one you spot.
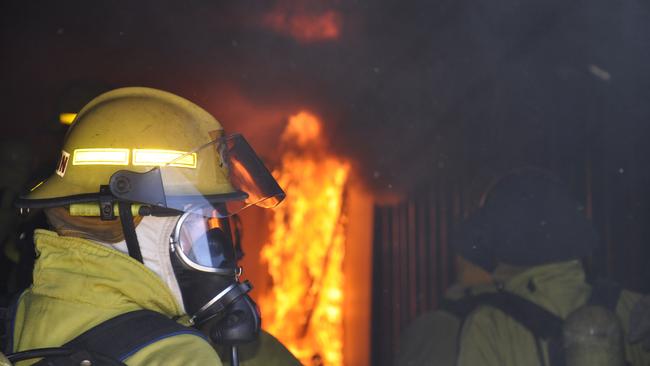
[177,212,236,270]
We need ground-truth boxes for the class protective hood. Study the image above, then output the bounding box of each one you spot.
[95,215,185,313]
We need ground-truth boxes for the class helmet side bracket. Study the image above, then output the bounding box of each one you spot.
[108,168,167,209]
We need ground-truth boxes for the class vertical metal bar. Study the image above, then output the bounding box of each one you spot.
[585,158,593,221]
[391,205,401,354]
[408,199,417,319]
[395,203,409,347]
[439,179,449,292]
[417,196,428,313]
[371,208,379,366]
[429,183,439,308]
[382,207,392,366]
[604,170,615,277]
[451,183,462,283]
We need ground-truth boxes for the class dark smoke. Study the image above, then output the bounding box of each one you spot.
[1,0,650,197]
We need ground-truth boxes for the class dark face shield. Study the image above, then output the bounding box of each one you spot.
[108,134,285,217]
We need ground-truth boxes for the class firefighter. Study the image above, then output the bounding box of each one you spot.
[5,87,292,365]
[395,256,496,366]
[454,168,650,366]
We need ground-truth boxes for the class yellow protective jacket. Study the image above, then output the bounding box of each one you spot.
[457,260,650,366]
[395,283,497,366]
[10,229,222,366]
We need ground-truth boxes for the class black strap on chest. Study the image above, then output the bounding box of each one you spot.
[441,290,566,340]
[7,310,207,366]
[441,291,566,366]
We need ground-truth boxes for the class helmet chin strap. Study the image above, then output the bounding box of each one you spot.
[118,202,143,263]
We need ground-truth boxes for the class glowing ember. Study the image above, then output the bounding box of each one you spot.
[262,9,342,43]
[261,111,349,366]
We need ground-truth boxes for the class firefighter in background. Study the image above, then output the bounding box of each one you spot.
[395,172,504,366]
[454,168,650,366]
[395,256,495,366]
[5,87,299,365]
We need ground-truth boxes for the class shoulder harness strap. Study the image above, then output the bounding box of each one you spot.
[25,310,207,366]
[489,291,566,366]
[442,291,566,366]
[477,291,565,340]
[441,291,566,339]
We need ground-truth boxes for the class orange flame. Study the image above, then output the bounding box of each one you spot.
[261,111,349,366]
[262,9,342,43]
[281,111,322,146]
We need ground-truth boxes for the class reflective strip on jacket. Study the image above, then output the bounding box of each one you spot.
[11,229,223,366]
[457,260,650,366]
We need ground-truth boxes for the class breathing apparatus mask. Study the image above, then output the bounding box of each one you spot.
[169,209,261,344]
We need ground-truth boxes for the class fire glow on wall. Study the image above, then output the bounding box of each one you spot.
[260,111,349,366]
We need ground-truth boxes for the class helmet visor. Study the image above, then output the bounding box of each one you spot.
[109,134,285,217]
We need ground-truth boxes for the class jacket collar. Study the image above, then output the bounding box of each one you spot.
[32,229,185,320]
[496,260,590,317]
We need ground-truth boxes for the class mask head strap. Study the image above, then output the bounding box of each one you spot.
[118,201,143,263]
